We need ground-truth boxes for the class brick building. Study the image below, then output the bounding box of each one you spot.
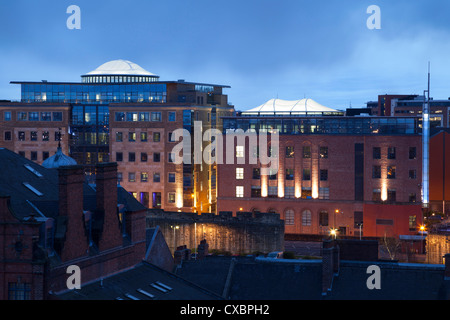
[0,59,234,213]
[217,99,424,238]
[0,148,153,299]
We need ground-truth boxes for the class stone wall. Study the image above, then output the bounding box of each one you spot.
[146,210,285,255]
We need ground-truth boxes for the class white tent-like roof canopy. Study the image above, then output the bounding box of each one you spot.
[242,98,339,115]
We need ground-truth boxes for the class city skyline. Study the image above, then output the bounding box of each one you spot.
[2,1,450,110]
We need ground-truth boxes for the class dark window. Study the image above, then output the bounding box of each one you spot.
[42,131,49,141]
[18,151,25,157]
[372,165,381,179]
[18,131,25,141]
[4,131,12,141]
[376,219,393,225]
[153,132,160,142]
[303,168,311,181]
[116,152,123,162]
[30,131,37,141]
[387,189,396,202]
[319,210,329,227]
[373,147,381,159]
[168,111,176,122]
[40,112,51,121]
[286,168,294,180]
[128,172,136,182]
[168,173,175,183]
[409,193,416,203]
[152,192,161,208]
[153,153,160,162]
[355,143,364,201]
[128,152,135,162]
[52,112,63,121]
[116,132,123,142]
[30,151,37,161]
[320,169,328,181]
[252,168,260,179]
[387,147,396,159]
[251,186,261,198]
[319,146,328,159]
[42,151,49,160]
[153,173,160,183]
[8,282,31,300]
[372,189,381,201]
[29,112,39,121]
[303,146,311,158]
[409,147,416,159]
[409,169,416,179]
[141,153,148,162]
[269,169,277,180]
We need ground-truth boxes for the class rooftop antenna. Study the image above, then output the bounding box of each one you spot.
[422,62,430,210]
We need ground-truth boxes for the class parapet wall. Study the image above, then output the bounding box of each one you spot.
[146,210,285,255]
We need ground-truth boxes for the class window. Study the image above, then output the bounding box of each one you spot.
[252,168,261,179]
[354,211,363,229]
[139,112,149,122]
[387,166,396,179]
[319,187,329,200]
[18,131,25,141]
[141,172,148,182]
[4,131,11,141]
[151,112,161,122]
[115,112,125,121]
[153,173,160,183]
[4,111,11,121]
[18,112,27,121]
[285,209,295,225]
[285,186,295,199]
[117,172,123,183]
[319,146,328,159]
[8,282,31,300]
[129,132,136,142]
[236,146,244,158]
[128,152,135,162]
[128,172,136,182]
[236,168,244,179]
[127,112,138,122]
[373,147,381,159]
[319,210,329,227]
[168,111,176,122]
[409,215,416,231]
[168,132,175,142]
[52,112,63,121]
[409,193,416,203]
[30,151,37,161]
[303,168,311,181]
[302,210,312,226]
[153,153,160,162]
[140,192,149,207]
[285,168,294,180]
[168,192,176,203]
[372,189,381,202]
[116,132,123,142]
[409,147,417,159]
[372,166,381,179]
[42,131,49,141]
[251,186,261,198]
[268,186,278,198]
[269,168,278,180]
[387,147,396,159]
[141,152,148,162]
[286,146,294,158]
[40,112,51,121]
[153,132,160,142]
[320,169,328,181]
[29,112,39,121]
[140,132,148,142]
[42,151,49,160]
[18,151,25,157]
[168,173,176,183]
[302,146,311,158]
[236,186,244,198]
[55,132,61,142]
[116,152,123,162]
[387,189,396,202]
[168,152,175,163]
[409,169,416,179]
[30,131,38,141]
[301,187,312,199]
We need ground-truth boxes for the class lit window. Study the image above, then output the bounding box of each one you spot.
[387,166,396,179]
[301,210,312,226]
[168,192,176,203]
[285,146,294,158]
[141,172,148,182]
[319,146,328,159]
[236,146,244,158]
[285,209,295,225]
[236,168,244,179]
[236,186,244,198]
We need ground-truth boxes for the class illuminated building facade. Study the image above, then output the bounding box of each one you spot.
[0,60,234,213]
[217,99,424,238]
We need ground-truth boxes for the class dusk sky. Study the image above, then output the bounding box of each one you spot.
[1,0,450,110]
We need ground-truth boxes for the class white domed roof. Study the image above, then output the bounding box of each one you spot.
[243,98,338,114]
[42,147,77,169]
[84,59,157,77]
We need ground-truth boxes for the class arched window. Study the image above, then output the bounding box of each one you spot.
[267,208,277,214]
[251,208,261,214]
[319,210,329,227]
[302,209,312,226]
[284,209,295,225]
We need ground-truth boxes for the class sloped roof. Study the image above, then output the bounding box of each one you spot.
[243,98,338,114]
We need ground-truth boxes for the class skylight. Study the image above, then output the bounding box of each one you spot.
[24,164,43,178]
[124,293,140,300]
[150,282,169,293]
[136,288,155,299]
[23,182,43,196]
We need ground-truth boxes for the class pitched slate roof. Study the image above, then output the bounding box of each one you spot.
[57,261,222,300]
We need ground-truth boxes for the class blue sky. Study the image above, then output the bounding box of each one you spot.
[1,0,450,110]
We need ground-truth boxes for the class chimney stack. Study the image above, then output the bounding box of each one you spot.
[96,163,122,251]
[58,165,88,261]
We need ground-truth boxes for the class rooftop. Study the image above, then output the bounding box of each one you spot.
[241,98,341,115]
[83,59,158,77]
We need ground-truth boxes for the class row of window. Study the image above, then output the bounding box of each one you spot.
[372,166,417,179]
[4,131,61,142]
[115,131,176,143]
[115,111,176,122]
[4,111,64,122]
[236,167,328,181]
[373,146,417,160]
[235,186,329,200]
[16,150,52,161]
[118,172,176,183]
[116,151,175,163]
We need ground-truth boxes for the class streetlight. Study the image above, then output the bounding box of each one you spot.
[170,225,180,253]
[330,228,338,240]
[419,225,426,255]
